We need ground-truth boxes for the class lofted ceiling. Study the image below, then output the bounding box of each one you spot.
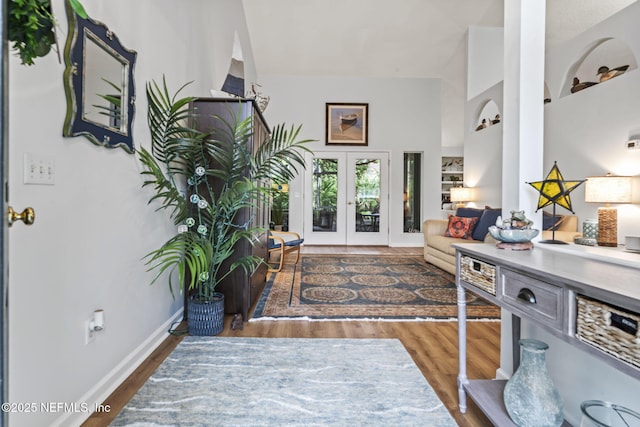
[242,0,636,148]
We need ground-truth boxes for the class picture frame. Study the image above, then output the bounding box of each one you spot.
[325,103,368,146]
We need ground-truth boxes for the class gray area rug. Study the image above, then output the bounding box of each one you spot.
[111,337,457,426]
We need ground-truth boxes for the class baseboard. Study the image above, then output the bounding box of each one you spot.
[388,241,423,247]
[51,308,184,427]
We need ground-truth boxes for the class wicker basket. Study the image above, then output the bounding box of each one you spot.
[460,256,496,295]
[576,295,640,369]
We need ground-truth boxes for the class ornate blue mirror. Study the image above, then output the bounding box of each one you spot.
[62,0,137,153]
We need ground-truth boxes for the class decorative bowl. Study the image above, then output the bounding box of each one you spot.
[488,226,539,243]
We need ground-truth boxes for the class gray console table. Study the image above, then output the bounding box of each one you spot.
[454,243,640,426]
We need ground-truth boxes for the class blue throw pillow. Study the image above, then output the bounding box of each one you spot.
[472,208,502,241]
[455,207,484,219]
[542,211,564,230]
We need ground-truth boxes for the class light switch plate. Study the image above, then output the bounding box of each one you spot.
[24,153,55,185]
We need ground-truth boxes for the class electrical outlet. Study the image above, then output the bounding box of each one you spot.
[626,139,640,150]
[85,320,95,344]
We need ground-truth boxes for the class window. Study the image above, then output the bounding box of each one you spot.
[403,153,421,233]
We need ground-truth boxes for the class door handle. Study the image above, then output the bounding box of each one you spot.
[347,201,353,205]
[8,206,35,227]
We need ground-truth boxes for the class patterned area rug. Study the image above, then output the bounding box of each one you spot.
[110,337,458,426]
[251,255,500,320]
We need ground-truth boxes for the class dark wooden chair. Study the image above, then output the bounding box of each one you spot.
[267,231,304,272]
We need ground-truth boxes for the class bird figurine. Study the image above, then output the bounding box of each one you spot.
[491,114,501,125]
[231,313,244,330]
[570,77,598,93]
[597,65,629,82]
[247,83,270,112]
[475,118,487,131]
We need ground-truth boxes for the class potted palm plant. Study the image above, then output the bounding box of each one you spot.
[139,78,312,335]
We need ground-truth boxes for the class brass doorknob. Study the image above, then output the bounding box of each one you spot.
[8,206,35,227]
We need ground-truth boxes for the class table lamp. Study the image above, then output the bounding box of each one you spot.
[450,186,473,208]
[585,174,632,247]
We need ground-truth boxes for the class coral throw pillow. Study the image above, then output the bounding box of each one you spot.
[444,215,478,240]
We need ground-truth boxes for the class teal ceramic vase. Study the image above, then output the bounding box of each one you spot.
[504,339,564,427]
[583,219,598,240]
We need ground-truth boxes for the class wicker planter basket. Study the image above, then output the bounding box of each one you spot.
[188,293,225,336]
[576,295,640,369]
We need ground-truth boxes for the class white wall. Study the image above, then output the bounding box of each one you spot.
[7,1,254,426]
[466,26,504,101]
[544,1,640,240]
[464,81,503,208]
[257,75,442,246]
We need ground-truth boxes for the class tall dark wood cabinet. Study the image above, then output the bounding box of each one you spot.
[189,98,270,320]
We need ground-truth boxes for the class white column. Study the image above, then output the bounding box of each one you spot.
[500,0,546,376]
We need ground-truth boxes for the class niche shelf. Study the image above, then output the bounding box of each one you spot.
[474,99,501,132]
[562,37,637,98]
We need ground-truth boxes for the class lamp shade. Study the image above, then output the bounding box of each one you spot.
[450,186,473,203]
[585,175,632,204]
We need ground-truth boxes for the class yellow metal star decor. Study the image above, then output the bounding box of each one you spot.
[527,161,585,213]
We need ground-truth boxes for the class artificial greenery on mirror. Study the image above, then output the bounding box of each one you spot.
[8,0,55,65]
[8,0,87,65]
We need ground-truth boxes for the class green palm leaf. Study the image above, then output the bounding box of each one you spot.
[254,123,313,182]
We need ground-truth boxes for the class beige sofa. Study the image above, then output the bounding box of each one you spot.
[423,215,580,275]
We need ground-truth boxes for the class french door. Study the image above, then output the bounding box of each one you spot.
[303,151,388,245]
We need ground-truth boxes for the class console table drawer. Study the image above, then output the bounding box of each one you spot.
[460,255,496,295]
[501,269,563,330]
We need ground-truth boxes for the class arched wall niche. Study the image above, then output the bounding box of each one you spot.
[544,82,551,104]
[473,99,501,132]
[561,37,637,97]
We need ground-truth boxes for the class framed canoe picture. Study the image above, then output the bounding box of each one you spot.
[325,103,368,145]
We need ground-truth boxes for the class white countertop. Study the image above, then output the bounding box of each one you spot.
[536,242,640,269]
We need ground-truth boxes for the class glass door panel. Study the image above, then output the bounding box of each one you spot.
[304,152,388,245]
[304,152,347,245]
[354,158,380,233]
[312,158,338,232]
[346,152,388,245]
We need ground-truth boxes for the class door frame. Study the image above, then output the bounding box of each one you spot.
[303,151,389,246]
[1,2,9,425]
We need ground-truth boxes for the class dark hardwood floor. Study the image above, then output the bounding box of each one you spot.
[83,246,499,427]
